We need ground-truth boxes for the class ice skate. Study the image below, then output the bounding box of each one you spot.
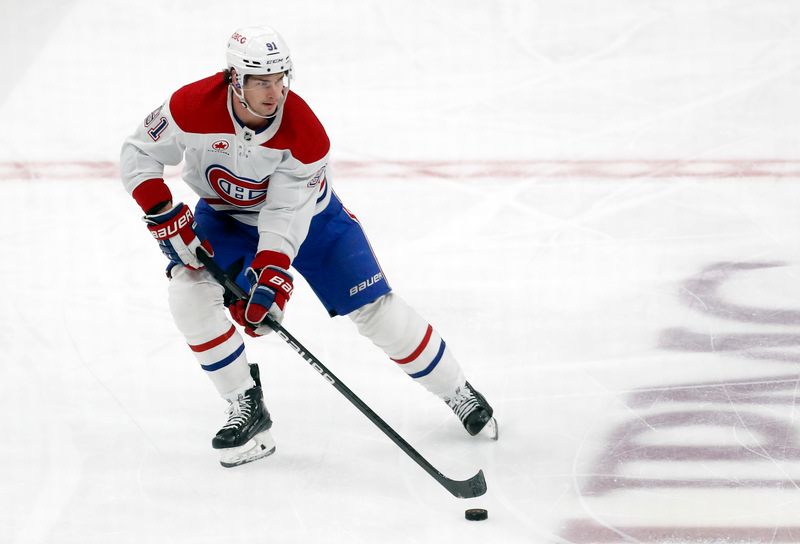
[212,364,276,467]
[445,382,498,440]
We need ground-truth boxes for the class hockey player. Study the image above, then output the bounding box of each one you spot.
[120,25,497,467]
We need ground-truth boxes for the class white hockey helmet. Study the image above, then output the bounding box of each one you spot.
[226,25,293,91]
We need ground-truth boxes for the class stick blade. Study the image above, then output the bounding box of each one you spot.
[440,469,487,498]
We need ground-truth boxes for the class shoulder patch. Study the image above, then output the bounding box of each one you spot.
[144,104,164,127]
[264,91,330,164]
[169,73,234,134]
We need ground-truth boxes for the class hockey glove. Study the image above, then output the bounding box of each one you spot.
[143,202,213,270]
[229,251,293,336]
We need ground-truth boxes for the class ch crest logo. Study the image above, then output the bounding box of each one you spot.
[206,165,269,207]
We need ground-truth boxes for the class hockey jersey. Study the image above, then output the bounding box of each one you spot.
[120,72,331,262]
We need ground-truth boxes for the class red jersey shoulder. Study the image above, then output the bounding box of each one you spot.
[169,73,234,134]
[265,91,330,164]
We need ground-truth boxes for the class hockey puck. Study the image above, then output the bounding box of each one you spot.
[465,508,488,521]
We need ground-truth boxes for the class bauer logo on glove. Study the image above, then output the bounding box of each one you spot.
[268,274,293,295]
[229,250,294,336]
[148,207,194,240]
[143,202,214,270]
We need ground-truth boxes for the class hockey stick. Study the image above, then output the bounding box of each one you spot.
[195,248,487,499]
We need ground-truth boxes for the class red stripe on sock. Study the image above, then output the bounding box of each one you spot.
[392,324,433,364]
[189,325,236,353]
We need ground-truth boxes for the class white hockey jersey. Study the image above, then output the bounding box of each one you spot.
[120,72,331,261]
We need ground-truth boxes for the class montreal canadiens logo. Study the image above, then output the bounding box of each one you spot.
[206,165,269,207]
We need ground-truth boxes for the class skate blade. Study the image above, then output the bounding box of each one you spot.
[219,430,277,468]
[482,417,499,441]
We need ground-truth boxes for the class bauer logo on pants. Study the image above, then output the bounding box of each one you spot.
[349,273,384,296]
[205,165,269,207]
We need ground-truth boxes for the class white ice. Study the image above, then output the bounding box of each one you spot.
[3,1,800,543]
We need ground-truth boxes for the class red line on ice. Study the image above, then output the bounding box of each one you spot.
[2,159,800,180]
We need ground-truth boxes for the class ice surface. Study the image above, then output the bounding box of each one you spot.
[3,1,800,543]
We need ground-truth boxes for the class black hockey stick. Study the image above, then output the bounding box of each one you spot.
[195,249,487,498]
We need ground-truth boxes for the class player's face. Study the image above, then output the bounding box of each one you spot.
[242,73,286,116]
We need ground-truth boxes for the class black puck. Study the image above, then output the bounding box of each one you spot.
[465,508,488,521]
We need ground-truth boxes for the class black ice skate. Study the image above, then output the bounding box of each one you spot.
[445,382,499,440]
[212,364,276,467]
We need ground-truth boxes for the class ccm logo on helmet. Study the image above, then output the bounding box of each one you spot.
[206,165,269,207]
[231,32,247,44]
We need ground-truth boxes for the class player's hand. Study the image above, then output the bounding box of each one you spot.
[143,202,213,270]
[229,251,293,336]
